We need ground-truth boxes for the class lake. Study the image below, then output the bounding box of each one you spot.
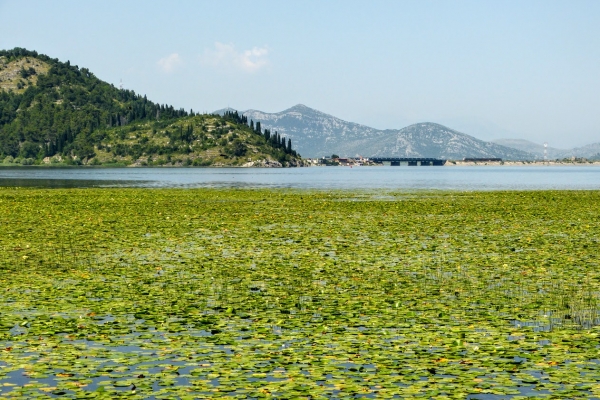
[0,165,599,190]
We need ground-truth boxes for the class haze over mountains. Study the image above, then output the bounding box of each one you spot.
[215,105,600,160]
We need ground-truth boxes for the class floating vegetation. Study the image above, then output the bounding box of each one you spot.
[0,188,599,398]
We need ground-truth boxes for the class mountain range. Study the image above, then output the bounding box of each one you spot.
[217,105,600,160]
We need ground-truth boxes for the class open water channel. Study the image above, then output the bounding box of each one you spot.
[0,165,599,190]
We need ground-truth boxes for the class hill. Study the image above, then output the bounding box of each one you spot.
[72,112,301,167]
[231,105,533,159]
[0,48,301,167]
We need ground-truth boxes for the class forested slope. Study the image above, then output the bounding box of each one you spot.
[0,48,300,166]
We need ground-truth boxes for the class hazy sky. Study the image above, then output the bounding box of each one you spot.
[1,0,598,148]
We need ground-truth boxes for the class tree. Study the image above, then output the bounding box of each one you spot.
[232,139,247,157]
[73,142,96,160]
[20,141,40,159]
[287,138,292,153]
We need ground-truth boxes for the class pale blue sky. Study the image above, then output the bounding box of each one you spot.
[1,0,598,148]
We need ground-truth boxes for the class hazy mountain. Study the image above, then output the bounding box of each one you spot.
[561,142,600,159]
[374,123,534,160]
[241,104,386,157]
[493,139,600,160]
[222,105,534,159]
[212,107,238,116]
[492,139,565,159]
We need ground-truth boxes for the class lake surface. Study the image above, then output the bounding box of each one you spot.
[0,165,599,190]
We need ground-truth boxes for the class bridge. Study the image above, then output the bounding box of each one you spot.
[370,157,447,166]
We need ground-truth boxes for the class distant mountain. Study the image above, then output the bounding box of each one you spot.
[241,104,386,157]
[222,104,534,159]
[492,139,565,159]
[374,123,534,160]
[212,107,237,116]
[563,142,600,159]
[493,139,600,160]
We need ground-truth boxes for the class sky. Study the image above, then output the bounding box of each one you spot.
[1,0,598,148]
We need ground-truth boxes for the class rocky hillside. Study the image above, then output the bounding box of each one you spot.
[0,55,50,93]
[227,105,534,159]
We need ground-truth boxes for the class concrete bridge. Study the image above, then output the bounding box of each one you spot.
[370,157,446,166]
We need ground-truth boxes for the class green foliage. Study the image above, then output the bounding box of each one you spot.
[222,110,248,125]
[0,48,188,159]
[19,66,36,79]
[19,141,40,159]
[227,139,247,157]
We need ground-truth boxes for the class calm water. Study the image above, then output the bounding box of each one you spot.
[0,166,598,190]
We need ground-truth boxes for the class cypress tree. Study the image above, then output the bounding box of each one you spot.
[256,121,262,134]
[250,120,254,131]
[287,138,292,153]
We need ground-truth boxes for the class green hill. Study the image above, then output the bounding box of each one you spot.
[0,48,301,166]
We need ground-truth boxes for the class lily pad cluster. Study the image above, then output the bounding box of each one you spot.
[0,188,599,398]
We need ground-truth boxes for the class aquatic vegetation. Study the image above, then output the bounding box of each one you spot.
[0,188,599,398]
